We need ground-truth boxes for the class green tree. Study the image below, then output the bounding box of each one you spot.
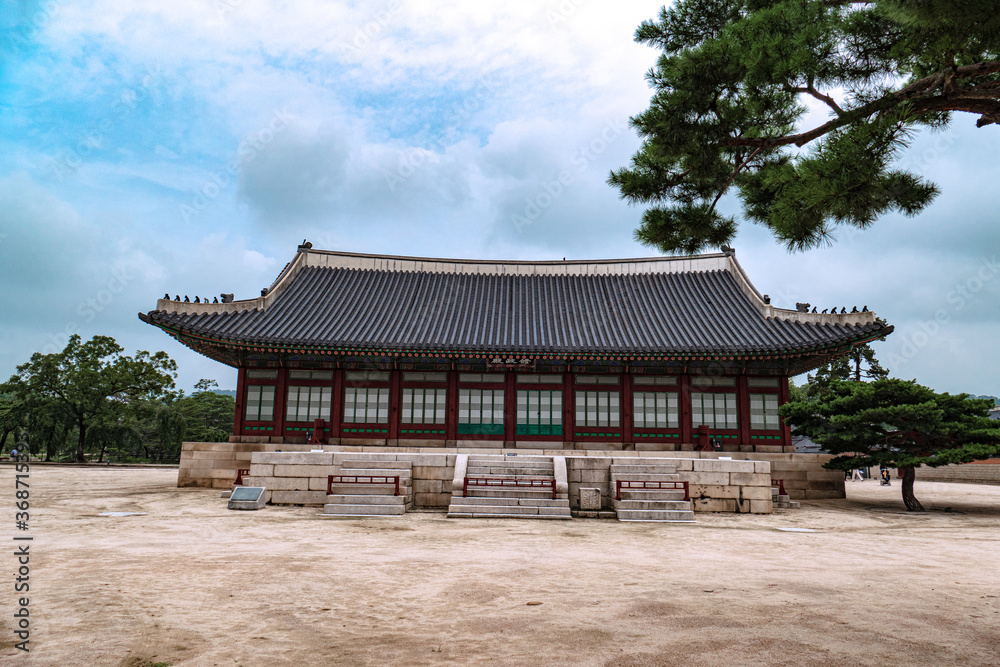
[803,339,889,401]
[174,379,235,444]
[0,335,177,462]
[610,1,1000,253]
[780,378,1000,511]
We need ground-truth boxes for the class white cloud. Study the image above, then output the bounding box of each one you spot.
[242,249,277,273]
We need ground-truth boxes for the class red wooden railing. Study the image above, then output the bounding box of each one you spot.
[771,479,786,495]
[327,475,400,496]
[463,477,557,500]
[235,468,250,485]
[615,480,690,501]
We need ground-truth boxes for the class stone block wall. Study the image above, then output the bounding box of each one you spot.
[565,456,774,513]
[179,443,841,509]
[915,461,1000,485]
[243,451,456,508]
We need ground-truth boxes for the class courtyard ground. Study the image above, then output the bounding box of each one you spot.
[1,465,998,666]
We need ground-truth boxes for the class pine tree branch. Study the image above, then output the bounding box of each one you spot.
[787,84,845,116]
[723,60,1000,149]
[710,147,762,211]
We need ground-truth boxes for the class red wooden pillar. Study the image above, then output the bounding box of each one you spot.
[329,369,342,439]
[778,375,792,449]
[679,374,692,445]
[563,371,574,444]
[622,372,633,445]
[233,367,246,437]
[737,376,751,448]
[274,368,288,441]
[446,370,458,443]
[388,369,401,441]
[504,371,516,444]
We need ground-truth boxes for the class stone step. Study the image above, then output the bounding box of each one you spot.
[612,499,692,511]
[463,488,557,499]
[617,490,687,501]
[334,468,412,479]
[611,457,684,465]
[325,494,408,505]
[609,464,678,474]
[469,456,553,468]
[447,512,572,520]
[450,497,570,508]
[610,473,680,482]
[463,472,556,481]
[616,509,695,522]
[327,484,411,496]
[321,504,406,516]
[466,467,554,476]
[340,460,412,470]
[447,504,547,516]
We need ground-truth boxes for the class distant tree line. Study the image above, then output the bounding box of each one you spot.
[0,335,233,463]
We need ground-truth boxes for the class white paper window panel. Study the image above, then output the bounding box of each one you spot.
[517,374,563,384]
[289,370,333,380]
[345,371,390,382]
[632,375,678,386]
[691,377,736,387]
[247,369,278,379]
[246,385,274,421]
[747,377,780,388]
[402,372,447,382]
[575,375,620,385]
[459,373,505,382]
[576,391,620,427]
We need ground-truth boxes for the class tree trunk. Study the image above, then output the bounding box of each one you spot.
[901,467,924,512]
[76,418,87,463]
[0,429,8,453]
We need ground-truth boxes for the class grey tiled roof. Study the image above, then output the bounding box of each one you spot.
[144,256,888,355]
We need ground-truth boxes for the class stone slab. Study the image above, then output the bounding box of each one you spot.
[270,490,327,505]
[252,452,334,465]
[579,487,602,511]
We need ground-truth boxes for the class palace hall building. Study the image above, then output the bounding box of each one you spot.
[140,243,890,454]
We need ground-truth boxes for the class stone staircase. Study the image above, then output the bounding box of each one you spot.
[772,480,801,510]
[321,460,413,517]
[447,454,571,519]
[611,458,695,522]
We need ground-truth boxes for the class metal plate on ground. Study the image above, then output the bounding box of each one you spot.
[228,486,266,510]
[230,487,263,502]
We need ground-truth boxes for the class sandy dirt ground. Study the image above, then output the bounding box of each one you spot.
[0,465,998,667]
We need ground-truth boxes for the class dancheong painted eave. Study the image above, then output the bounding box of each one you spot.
[138,244,892,370]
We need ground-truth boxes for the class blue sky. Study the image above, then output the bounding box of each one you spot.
[1,0,998,396]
